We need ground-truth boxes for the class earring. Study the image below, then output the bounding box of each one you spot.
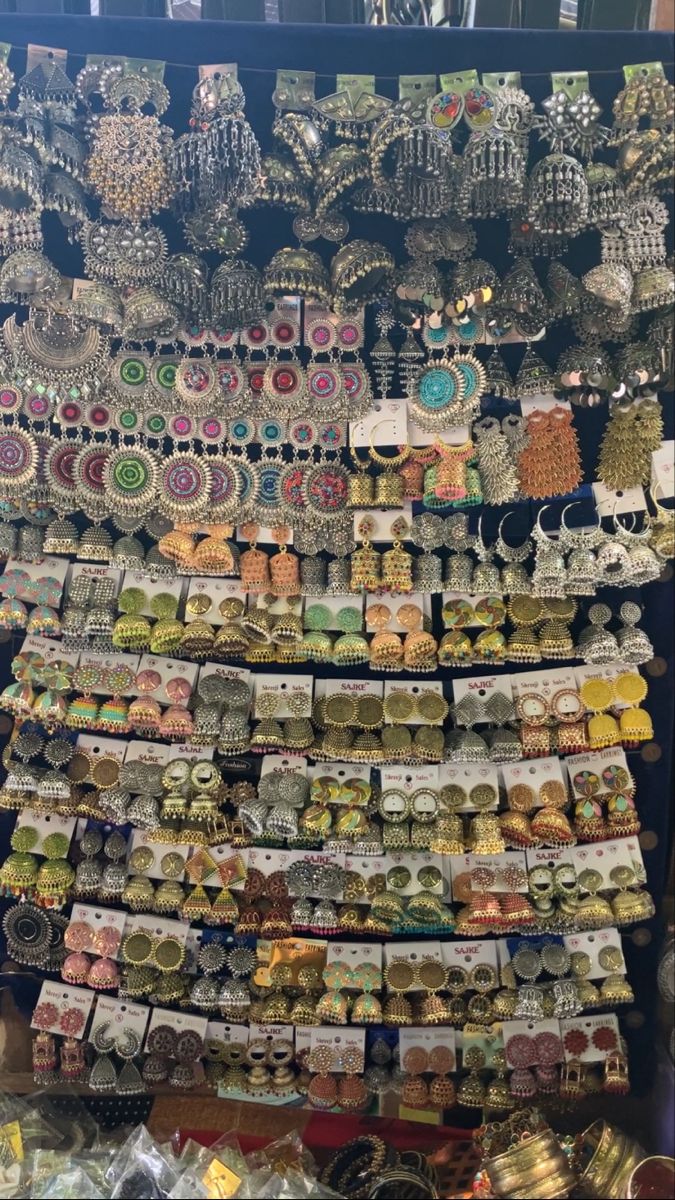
[116,1029,145,1095]
[307,1045,337,1109]
[532,504,567,599]
[337,1046,368,1111]
[457,1045,486,1107]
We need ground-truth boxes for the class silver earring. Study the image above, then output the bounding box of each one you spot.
[616,600,654,664]
[532,505,567,598]
[560,502,602,596]
[613,510,662,585]
[471,515,501,594]
[577,603,619,664]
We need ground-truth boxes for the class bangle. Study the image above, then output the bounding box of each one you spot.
[321,1136,392,1197]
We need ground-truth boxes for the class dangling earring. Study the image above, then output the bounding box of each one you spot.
[472,515,501,593]
[371,306,397,398]
[457,1046,486,1107]
[83,64,173,223]
[350,517,382,592]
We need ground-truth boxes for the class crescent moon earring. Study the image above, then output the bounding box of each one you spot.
[472,514,502,594]
[494,510,533,563]
[532,505,568,599]
[560,501,604,551]
[612,505,662,585]
[648,482,675,560]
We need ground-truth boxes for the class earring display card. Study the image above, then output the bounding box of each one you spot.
[450,851,529,893]
[570,839,637,889]
[235,526,295,546]
[78,651,141,692]
[89,996,151,1044]
[452,672,513,710]
[145,1005,208,1048]
[520,395,569,416]
[652,441,674,498]
[260,755,308,778]
[509,667,577,700]
[560,1013,621,1062]
[441,939,499,971]
[126,913,190,947]
[22,634,80,669]
[592,481,648,516]
[526,845,576,872]
[185,578,247,626]
[383,679,444,725]
[0,555,69,597]
[249,1022,295,1046]
[128,831,192,882]
[314,677,383,700]
[564,746,631,796]
[564,928,625,979]
[352,503,413,542]
[69,904,129,955]
[15,810,76,854]
[302,592,364,631]
[206,1020,249,1046]
[198,661,252,687]
[67,562,122,592]
[407,414,471,448]
[574,662,635,707]
[32,981,95,1038]
[123,740,171,766]
[349,400,408,447]
[76,732,128,761]
[501,756,567,807]
[383,941,444,994]
[438,762,500,809]
[325,941,383,970]
[133,654,199,700]
[309,1026,365,1067]
[120,571,185,617]
[253,674,313,718]
[399,1027,456,1059]
[441,592,506,626]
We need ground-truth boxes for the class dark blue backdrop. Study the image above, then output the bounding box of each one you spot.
[0,14,672,1118]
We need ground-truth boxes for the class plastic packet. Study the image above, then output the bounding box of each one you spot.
[0,1092,60,1155]
[245,1132,316,1178]
[25,1149,71,1197]
[106,1125,180,1199]
[237,1166,342,1199]
[27,1088,99,1152]
[167,1134,247,1199]
[176,1138,211,1171]
[205,1133,247,1182]
[0,1162,22,1199]
[71,1151,114,1197]
[168,1167,210,1200]
[40,1166,104,1199]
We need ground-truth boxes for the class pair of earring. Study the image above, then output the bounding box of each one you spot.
[0,600,61,635]
[572,765,640,840]
[580,672,653,749]
[89,1024,145,1095]
[0,567,62,606]
[500,805,577,851]
[61,947,119,990]
[143,1024,206,1090]
[316,960,383,1025]
[307,1044,367,1112]
[382,687,449,727]
[120,930,186,972]
[32,1002,86,1038]
[401,1044,456,1110]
